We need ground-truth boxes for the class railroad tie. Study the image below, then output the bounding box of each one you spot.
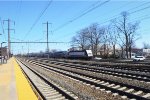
[98,81,105,84]
[90,85,95,88]
[133,91,143,95]
[52,97,67,100]
[100,88,105,91]
[118,87,127,91]
[130,98,136,100]
[44,92,59,96]
[112,93,119,96]
[121,95,127,99]
[101,82,109,86]
[142,93,150,98]
[93,80,101,83]
[146,82,150,84]
[107,84,115,87]
[112,85,120,89]
[41,89,57,93]
[125,89,134,93]
[95,87,100,90]
[45,94,64,100]
[106,90,111,94]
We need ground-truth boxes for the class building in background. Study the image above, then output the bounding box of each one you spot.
[143,49,150,57]
[0,47,8,63]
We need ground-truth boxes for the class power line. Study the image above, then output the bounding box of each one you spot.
[129,14,150,23]
[129,5,150,14]
[11,37,25,42]
[94,1,150,21]
[140,16,150,21]
[53,0,110,32]
[53,1,150,33]
[127,1,150,12]
[68,0,102,20]
[99,3,150,25]
[133,14,150,21]
[15,0,22,30]
[24,0,53,39]
[33,37,45,42]
[54,2,150,41]
[10,41,69,44]
[51,1,150,44]
[32,0,102,42]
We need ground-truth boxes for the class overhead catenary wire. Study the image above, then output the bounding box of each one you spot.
[11,37,25,42]
[24,0,53,39]
[19,1,150,44]
[56,2,150,42]
[53,0,150,33]
[54,0,110,32]
[31,0,102,42]
[129,14,150,23]
[32,32,47,42]
[94,1,150,22]
[15,0,22,30]
[126,1,150,12]
[67,0,102,21]
[10,41,69,44]
[53,0,111,32]
[99,2,150,25]
[34,1,149,43]
[76,0,102,15]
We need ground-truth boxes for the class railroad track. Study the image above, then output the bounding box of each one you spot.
[16,58,78,100]
[17,57,125,100]
[29,58,150,83]
[33,57,150,73]
[20,57,150,100]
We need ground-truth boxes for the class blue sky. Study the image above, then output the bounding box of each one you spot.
[0,0,150,54]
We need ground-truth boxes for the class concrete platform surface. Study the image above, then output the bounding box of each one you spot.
[0,57,37,100]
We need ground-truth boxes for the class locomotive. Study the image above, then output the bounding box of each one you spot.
[67,50,93,59]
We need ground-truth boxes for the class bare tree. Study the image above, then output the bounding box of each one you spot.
[87,23,104,56]
[71,23,105,56]
[114,12,139,58]
[102,27,108,57]
[71,28,89,50]
[70,36,79,50]
[106,23,118,58]
[143,42,150,49]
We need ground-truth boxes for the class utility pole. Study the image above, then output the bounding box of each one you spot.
[43,21,52,53]
[3,19,15,59]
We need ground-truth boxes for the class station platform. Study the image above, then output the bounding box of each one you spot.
[0,57,37,100]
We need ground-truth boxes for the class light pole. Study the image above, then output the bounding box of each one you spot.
[1,42,6,63]
[1,42,6,47]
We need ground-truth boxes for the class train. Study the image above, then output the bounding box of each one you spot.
[27,50,93,60]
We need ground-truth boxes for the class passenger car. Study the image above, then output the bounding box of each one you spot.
[133,56,145,61]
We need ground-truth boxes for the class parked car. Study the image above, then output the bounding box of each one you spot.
[94,57,102,60]
[133,56,145,61]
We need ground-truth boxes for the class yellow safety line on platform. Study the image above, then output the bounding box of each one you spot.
[13,58,38,100]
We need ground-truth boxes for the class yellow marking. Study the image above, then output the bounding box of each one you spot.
[13,58,38,100]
